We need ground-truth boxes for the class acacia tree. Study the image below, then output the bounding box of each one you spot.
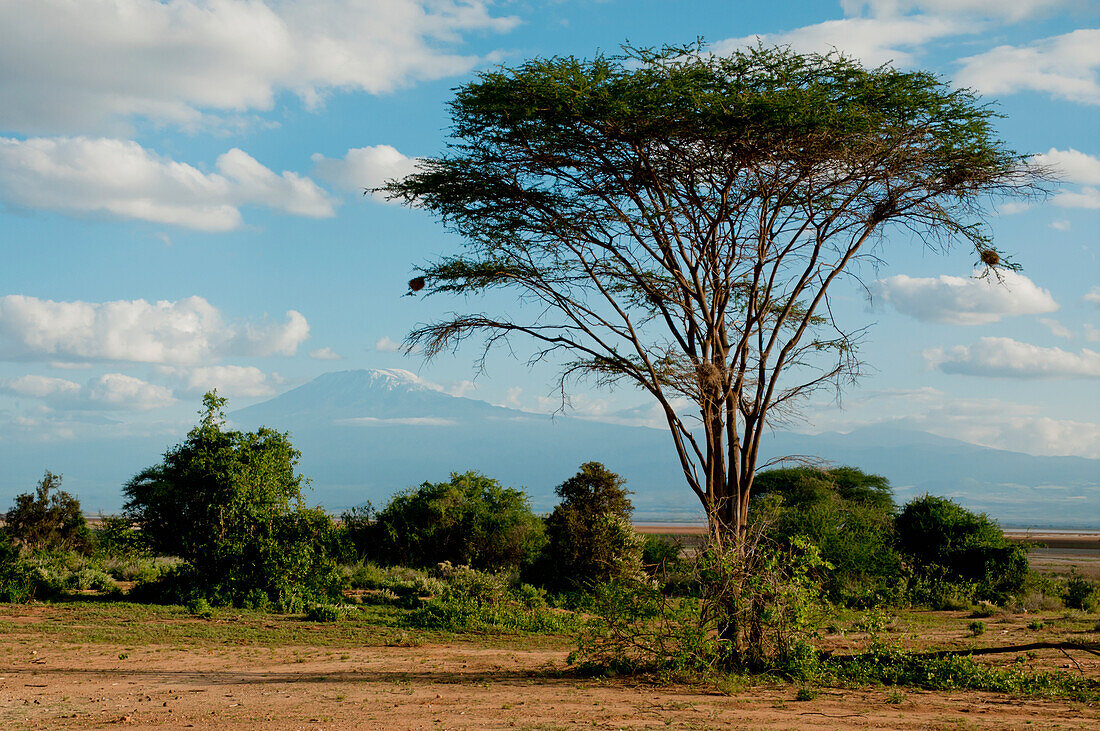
[384,44,1042,544]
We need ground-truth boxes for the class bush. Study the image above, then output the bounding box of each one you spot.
[123,392,341,608]
[896,495,1028,604]
[532,463,643,592]
[0,532,38,602]
[92,515,147,558]
[1063,573,1099,612]
[5,471,92,554]
[751,467,902,607]
[365,471,546,571]
[574,528,828,677]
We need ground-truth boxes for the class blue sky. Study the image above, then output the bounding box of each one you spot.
[0,0,1098,464]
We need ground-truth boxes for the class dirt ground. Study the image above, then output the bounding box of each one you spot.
[2,605,1098,730]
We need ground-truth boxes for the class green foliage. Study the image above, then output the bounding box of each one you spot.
[0,532,38,602]
[306,603,344,622]
[92,515,148,558]
[968,620,986,636]
[574,531,827,677]
[533,463,643,591]
[1063,573,1100,612]
[123,392,339,608]
[5,471,92,554]
[365,471,546,571]
[751,467,902,607]
[896,495,1028,604]
[186,596,213,618]
[402,562,578,634]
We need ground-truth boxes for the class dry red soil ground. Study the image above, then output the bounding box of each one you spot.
[2,604,1098,730]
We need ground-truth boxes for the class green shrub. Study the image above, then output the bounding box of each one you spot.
[123,392,341,608]
[968,620,985,636]
[895,495,1028,604]
[186,597,213,618]
[750,467,902,608]
[574,530,828,677]
[1063,573,1099,612]
[365,471,546,572]
[405,594,577,633]
[343,561,445,598]
[0,534,38,602]
[531,463,643,592]
[306,603,343,622]
[92,515,148,558]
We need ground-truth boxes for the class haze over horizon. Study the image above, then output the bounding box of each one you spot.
[1,2,1098,523]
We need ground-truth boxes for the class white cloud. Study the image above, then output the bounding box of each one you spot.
[0,137,334,231]
[157,365,278,398]
[1051,187,1100,209]
[840,0,1069,22]
[311,145,420,200]
[375,336,402,353]
[874,270,1058,325]
[925,337,1100,378]
[0,0,520,135]
[1085,287,1100,305]
[1049,220,1071,231]
[309,347,343,360]
[1084,324,1100,342]
[1032,148,1100,209]
[1033,148,1100,185]
[334,416,457,427]
[1038,318,1073,339]
[805,387,1100,458]
[0,295,309,365]
[716,15,969,67]
[955,29,1100,105]
[1,373,175,411]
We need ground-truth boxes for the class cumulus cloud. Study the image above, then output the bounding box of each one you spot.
[1086,287,1100,305]
[374,336,402,353]
[308,347,343,360]
[311,145,420,200]
[925,337,1100,378]
[1032,148,1100,209]
[955,29,1100,106]
[156,365,278,398]
[1,373,175,411]
[716,14,967,67]
[0,295,309,365]
[1034,148,1100,185]
[0,137,334,231]
[0,0,520,135]
[873,270,1058,325]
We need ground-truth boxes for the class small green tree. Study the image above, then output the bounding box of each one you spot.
[895,495,1027,604]
[536,462,643,591]
[5,471,92,554]
[123,392,338,606]
[366,471,546,571]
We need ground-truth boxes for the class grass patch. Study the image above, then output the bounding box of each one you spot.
[824,645,1099,702]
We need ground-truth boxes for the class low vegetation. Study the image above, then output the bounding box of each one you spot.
[1,392,1097,705]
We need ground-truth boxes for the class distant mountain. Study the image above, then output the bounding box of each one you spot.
[3,369,1097,527]
[231,370,1099,528]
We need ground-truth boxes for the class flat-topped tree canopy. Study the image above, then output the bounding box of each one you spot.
[382,43,1046,543]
